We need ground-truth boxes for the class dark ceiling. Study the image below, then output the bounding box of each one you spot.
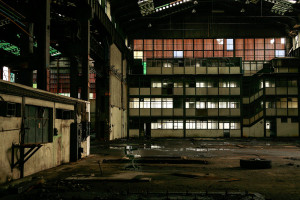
[109,0,300,38]
[1,0,300,50]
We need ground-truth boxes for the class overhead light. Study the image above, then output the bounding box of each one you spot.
[194,0,198,4]
[240,8,245,12]
[192,8,196,13]
[245,0,250,4]
[148,23,152,28]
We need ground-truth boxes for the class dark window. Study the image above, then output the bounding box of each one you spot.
[129,119,140,129]
[291,117,298,123]
[174,98,183,108]
[162,88,173,95]
[281,117,287,123]
[0,102,21,117]
[56,109,74,119]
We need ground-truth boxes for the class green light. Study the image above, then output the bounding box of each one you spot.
[143,62,147,75]
[0,40,61,57]
[0,40,20,56]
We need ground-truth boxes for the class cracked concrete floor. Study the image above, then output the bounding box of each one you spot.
[1,138,300,200]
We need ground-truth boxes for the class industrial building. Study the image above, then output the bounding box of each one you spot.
[1,0,300,199]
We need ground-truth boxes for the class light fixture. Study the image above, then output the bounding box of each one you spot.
[245,0,250,4]
[240,8,245,12]
[148,23,152,28]
[192,8,196,13]
[194,0,198,4]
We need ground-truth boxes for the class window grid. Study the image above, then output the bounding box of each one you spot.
[134,38,286,62]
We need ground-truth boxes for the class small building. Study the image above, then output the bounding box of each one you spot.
[0,80,90,184]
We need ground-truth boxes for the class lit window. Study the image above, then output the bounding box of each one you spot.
[281,38,285,44]
[260,81,264,89]
[174,82,183,87]
[151,98,161,108]
[217,39,224,45]
[227,39,234,50]
[230,82,237,87]
[224,122,230,129]
[174,120,183,129]
[3,66,9,81]
[129,98,139,108]
[275,50,285,57]
[162,120,173,129]
[162,98,173,108]
[151,121,162,129]
[219,102,227,108]
[207,101,218,108]
[163,62,172,68]
[134,51,143,59]
[196,101,206,109]
[152,81,162,88]
[229,102,239,108]
[231,122,240,129]
[265,80,275,88]
[266,122,270,130]
[140,98,150,108]
[186,101,195,108]
[270,39,275,44]
[196,82,206,88]
[186,120,196,129]
[89,93,94,99]
[208,120,218,129]
[174,51,183,58]
[197,121,207,129]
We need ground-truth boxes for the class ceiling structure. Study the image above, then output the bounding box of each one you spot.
[1,0,300,60]
[109,0,300,38]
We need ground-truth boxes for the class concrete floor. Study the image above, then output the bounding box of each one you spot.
[1,138,300,200]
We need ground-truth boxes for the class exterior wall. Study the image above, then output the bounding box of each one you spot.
[129,129,139,137]
[186,130,223,137]
[0,117,21,183]
[110,107,122,140]
[151,130,183,137]
[0,92,89,184]
[276,118,299,137]
[243,119,264,137]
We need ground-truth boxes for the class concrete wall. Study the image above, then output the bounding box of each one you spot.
[129,129,139,137]
[277,118,299,137]
[0,117,21,183]
[109,43,127,140]
[151,130,183,137]
[186,130,224,137]
[0,93,89,184]
[243,119,264,137]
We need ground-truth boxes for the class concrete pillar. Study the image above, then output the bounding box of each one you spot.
[70,56,79,98]
[36,0,50,91]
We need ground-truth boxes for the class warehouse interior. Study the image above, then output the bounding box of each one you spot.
[1,0,300,199]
